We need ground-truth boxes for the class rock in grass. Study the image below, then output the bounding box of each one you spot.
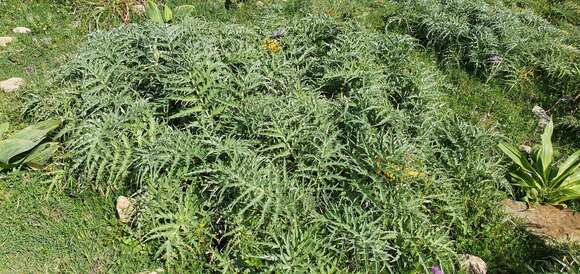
[131,4,146,16]
[116,196,136,224]
[501,199,580,244]
[519,144,532,154]
[12,27,31,34]
[460,254,487,274]
[532,105,550,129]
[137,268,164,274]
[0,36,13,47]
[0,77,25,92]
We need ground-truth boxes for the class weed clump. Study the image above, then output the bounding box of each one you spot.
[388,0,579,135]
[24,16,570,272]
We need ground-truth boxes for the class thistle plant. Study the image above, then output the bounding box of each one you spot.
[387,0,580,134]
[22,14,555,273]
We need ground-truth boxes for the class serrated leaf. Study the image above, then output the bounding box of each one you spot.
[169,106,204,119]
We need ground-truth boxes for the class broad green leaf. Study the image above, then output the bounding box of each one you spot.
[0,139,38,165]
[146,0,163,24]
[163,5,173,23]
[553,150,580,185]
[0,119,60,168]
[560,171,579,188]
[538,120,553,180]
[498,143,535,174]
[510,170,540,189]
[22,142,59,168]
[552,184,580,204]
[12,119,60,142]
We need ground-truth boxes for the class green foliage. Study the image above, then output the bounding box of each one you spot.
[0,171,157,272]
[21,7,578,274]
[145,0,166,24]
[0,120,60,171]
[388,0,580,135]
[144,0,193,24]
[499,120,580,204]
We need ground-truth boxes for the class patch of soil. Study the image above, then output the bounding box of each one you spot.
[500,199,580,244]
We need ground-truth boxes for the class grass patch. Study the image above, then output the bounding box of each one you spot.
[0,171,156,272]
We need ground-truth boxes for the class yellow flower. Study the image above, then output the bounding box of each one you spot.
[263,38,281,54]
[404,168,424,178]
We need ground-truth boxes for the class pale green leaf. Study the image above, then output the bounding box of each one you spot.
[0,139,37,165]
[538,119,554,179]
[163,5,173,23]
[146,0,164,24]
[22,142,59,168]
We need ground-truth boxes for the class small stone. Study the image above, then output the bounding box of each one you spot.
[271,27,286,39]
[532,105,550,129]
[116,196,136,224]
[488,53,502,65]
[137,268,164,274]
[24,66,35,74]
[460,254,487,274]
[131,4,146,16]
[12,27,31,34]
[519,144,532,155]
[0,77,25,93]
[0,37,13,47]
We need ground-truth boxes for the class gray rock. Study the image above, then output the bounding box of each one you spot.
[131,4,146,16]
[519,144,532,155]
[0,36,13,47]
[460,254,487,274]
[24,66,35,74]
[12,27,31,34]
[116,196,136,224]
[0,77,25,92]
[271,27,286,39]
[532,105,550,129]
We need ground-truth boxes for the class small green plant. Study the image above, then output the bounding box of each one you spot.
[0,120,60,171]
[499,120,580,205]
[145,0,194,24]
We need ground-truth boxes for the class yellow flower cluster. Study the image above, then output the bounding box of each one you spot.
[263,38,282,54]
[374,156,426,181]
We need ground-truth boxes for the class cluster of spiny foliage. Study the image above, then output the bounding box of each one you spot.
[24,15,566,272]
[388,0,579,134]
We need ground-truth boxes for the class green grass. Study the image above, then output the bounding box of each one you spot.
[0,1,148,272]
[0,1,106,124]
[0,171,156,273]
